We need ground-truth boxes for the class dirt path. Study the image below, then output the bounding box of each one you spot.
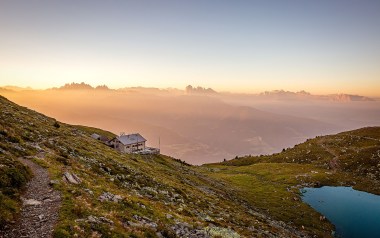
[0,158,61,238]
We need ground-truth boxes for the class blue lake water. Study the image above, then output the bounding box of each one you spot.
[301,186,380,238]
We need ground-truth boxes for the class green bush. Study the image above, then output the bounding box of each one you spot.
[54,121,60,128]
[0,130,7,136]
[8,135,21,143]
[7,168,29,187]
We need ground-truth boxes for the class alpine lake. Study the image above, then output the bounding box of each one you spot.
[301,186,380,238]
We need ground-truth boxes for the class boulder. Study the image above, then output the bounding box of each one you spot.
[63,172,82,184]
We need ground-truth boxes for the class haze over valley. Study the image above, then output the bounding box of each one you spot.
[2,83,379,164]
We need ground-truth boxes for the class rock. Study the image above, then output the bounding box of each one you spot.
[205,226,240,238]
[87,215,114,225]
[98,192,122,203]
[171,222,208,237]
[87,215,97,223]
[204,215,214,222]
[131,215,158,228]
[142,186,158,195]
[84,188,94,195]
[23,199,42,206]
[99,217,114,225]
[49,180,59,186]
[63,172,81,184]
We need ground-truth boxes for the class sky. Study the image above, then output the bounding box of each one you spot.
[0,0,379,96]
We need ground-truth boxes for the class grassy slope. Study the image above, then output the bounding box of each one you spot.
[0,95,309,237]
[0,100,34,227]
[0,156,31,227]
[202,127,380,237]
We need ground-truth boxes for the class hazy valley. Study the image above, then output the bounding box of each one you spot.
[1,84,379,164]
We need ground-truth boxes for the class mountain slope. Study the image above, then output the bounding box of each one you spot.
[0,95,310,237]
[219,127,380,189]
[202,127,380,237]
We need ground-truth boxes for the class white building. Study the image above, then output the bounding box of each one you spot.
[109,133,146,153]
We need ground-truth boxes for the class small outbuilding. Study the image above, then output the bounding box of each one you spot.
[91,133,101,140]
[91,133,110,144]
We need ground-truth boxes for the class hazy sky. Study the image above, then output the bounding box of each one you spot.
[0,0,379,95]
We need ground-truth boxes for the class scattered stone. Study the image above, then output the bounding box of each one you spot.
[87,215,114,225]
[205,226,240,238]
[84,188,94,195]
[23,199,42,206]
[203,215,214,222]
[98,192,122,203]
[171,222,208,237]
[63,172,82,184]
[49,180,59,186]
[131,215,157,228]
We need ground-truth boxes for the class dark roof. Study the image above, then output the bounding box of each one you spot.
[117,133,146,145]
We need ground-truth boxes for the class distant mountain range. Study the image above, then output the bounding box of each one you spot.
[0,83,375,102]
[257,90,374,102]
